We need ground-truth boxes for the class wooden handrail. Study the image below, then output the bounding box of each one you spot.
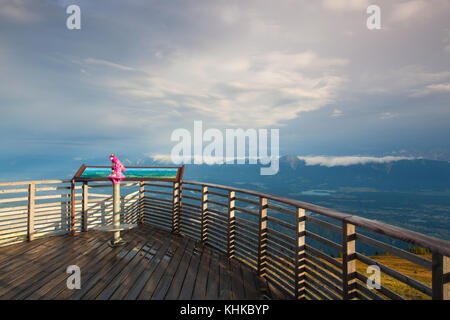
[180,180,450,300]
[183,180,450,257]
[1,178,449,300]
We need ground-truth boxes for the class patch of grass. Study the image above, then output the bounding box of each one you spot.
[239,250,432,300]
[354,253,431,300]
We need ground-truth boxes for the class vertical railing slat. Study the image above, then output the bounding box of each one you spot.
[342,221,356,299]
[82,182,88,232]
[120,188,125,223]
[172,182,180,233]
[178,182,183,234]
[201,186,208,242]
[70,180,75,235]
[27,183,35,241]
[432,252,450,300]
[257,197,268,277]
[139,182,144,224]
[227,190,236,259]
[295,207,306,299]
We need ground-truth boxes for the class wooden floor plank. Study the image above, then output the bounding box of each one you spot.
[241,264,260,299]
[0,234,73,273]
[28,237,113,299]
[192,244,212,300]
[125,232,175,299]
[0,224,275,300]
[256,275,271,300]
[0,235,66,266]
[164,238,197,300]
[99,227,169,300]
[230,258,246,300]
[0,234,98,298]
[97,241,151,300]
[81,241,144,299]
[46,234,127,300]
[68,239,142,300]
[137,236,183,300]
[205,249,220,300]
[177,241,204,299]
[150,236,190,299]
[218,249,233,299]
[13,237,109,300]
[109,232,164,299]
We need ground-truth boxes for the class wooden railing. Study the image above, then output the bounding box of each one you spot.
[144,180,450,301]
[0,180,141,246]
[1,179,449,300]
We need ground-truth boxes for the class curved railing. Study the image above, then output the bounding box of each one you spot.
[146,180,450,300]
[0,179,449,300]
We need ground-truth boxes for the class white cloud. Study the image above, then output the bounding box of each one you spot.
[0,0,40,22]
[1,0,449,158]
[153,154,416,167]
[410,82,450,97]
[84,58,136,71]
[152,154,172,163]
[151,154,275,164]
[380,112,397,120]
[95,51,347,127]
[297,155,415,167]
[428,83,450,91]
[390,0,429,22]
[331,109,343,117]
[322,0,370,11]
[355,65,450,97]
[258,51,349,69]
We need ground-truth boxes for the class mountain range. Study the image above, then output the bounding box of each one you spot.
[1,154,449,241]
[2,155,449,193]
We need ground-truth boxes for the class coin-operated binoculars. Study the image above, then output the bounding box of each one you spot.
[108,154,126,184]
[72,156,185,247]
[92,154,136,246]
[106,154,128,246]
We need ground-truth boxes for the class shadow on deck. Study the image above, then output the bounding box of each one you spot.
[0,224,287,300]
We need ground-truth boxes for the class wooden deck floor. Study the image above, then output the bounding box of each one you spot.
[0,224,285,300]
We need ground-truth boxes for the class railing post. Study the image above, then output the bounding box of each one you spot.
[342,221,357,300]
[257,197,268,277]
[139,181,144,224]
[432,252,450,300]
[70,180,75,235]
[178,182,183,234]
[82,182,88,232]
[120,189,125,223]
[295,207,306,299]
[172,181,180,234]
[201,186,208,243]
[60,193,66,230]
[27,183,35,241]
[227,190,236,259]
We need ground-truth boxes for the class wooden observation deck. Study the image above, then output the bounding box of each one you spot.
[0,179,449,300]
[0,224,281,299]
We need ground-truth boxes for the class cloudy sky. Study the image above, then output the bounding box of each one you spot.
[1,0,449,166]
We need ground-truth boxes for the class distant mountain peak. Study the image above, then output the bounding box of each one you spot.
[280,154,302,170]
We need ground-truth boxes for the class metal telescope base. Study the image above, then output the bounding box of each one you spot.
[109,238,127,248]
[94,222,137,247]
